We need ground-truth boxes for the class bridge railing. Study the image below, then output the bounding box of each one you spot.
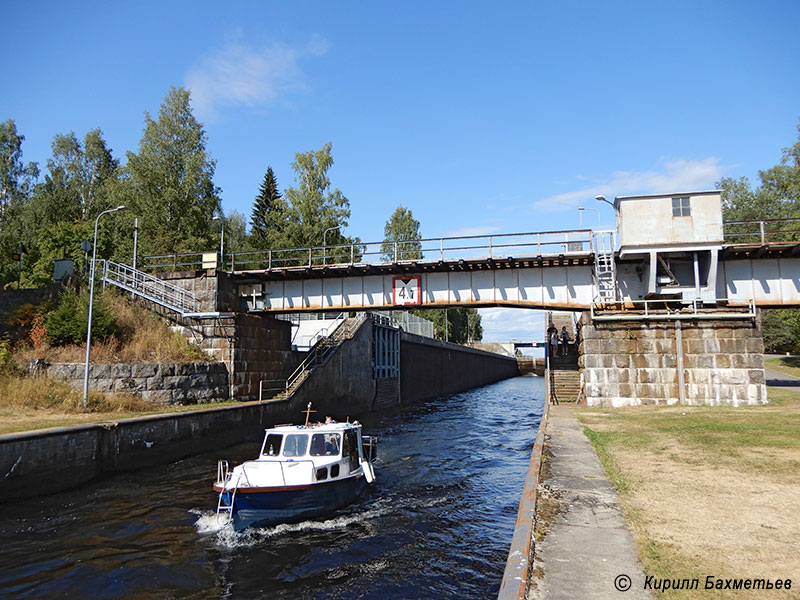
[134,228,620,273]
[590,298,756,321]
[723,218,800,245]
[211,229,604,273]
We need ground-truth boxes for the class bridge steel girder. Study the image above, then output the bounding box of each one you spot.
[230,247,800,313]
[257,263,595,313]
[719,257,800,307]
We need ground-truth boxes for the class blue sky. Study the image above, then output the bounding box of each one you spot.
[4,1,800,342]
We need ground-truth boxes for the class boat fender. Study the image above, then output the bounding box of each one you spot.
[361,459,375,484]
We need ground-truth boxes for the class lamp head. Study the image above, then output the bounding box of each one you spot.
[595,195,606,203]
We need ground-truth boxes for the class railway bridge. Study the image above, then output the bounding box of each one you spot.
[105,190,800,407]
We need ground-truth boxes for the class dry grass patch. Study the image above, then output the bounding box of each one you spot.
[576,391,800,599]
[0,373,239,435]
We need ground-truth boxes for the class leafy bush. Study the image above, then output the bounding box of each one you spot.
[0,340,16,374]
[45,289,119,346]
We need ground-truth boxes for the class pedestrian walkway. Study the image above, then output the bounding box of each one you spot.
[529,405,652,600]
[765,368,800,391]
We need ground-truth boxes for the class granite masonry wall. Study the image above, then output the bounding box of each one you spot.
[153,270,302,401]
[46,362,229,403]
[578,310,767,407]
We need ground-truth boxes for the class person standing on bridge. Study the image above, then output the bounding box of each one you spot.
[559,326,570,356]
[547,323,558,358]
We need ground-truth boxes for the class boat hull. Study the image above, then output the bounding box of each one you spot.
[221,474,367,531]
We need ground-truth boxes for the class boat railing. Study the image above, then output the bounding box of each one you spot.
[362,435,378,463]
[278,459,316,486]
[216,459,229,486]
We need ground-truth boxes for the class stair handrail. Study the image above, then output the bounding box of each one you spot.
[273,313,369,400]
[97,259,199,315]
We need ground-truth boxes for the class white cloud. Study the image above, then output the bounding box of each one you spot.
[533,157,726,212]
[186,36,329,121]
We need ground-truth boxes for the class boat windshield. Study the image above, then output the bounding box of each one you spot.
[310,433,341,456]
[263,434,283,456]
[283,434,309,457]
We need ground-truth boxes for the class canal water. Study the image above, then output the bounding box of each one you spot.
[0,376,544,599]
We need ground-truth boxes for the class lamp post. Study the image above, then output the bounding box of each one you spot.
[578,207,600,227]
[595,194,615,208]
[83,205,127,409]
[322,225,341,266]
[212,216,225,270]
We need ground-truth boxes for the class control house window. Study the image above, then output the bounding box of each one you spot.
[672,196,691,217]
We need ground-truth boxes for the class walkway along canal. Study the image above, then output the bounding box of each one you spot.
[0,376,544,599]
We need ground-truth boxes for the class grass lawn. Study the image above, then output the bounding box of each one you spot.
[0,400,243,436]
[765,356,800,379]
[574,388,800,599]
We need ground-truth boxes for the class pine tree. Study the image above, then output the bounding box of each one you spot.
[250,166,286,246]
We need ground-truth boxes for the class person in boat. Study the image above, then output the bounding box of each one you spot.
[326,434,339,455]
[325,415,336,424]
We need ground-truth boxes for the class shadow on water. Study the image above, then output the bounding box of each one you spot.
[0,375,544,599]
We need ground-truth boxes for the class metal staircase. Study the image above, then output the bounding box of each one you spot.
[592,231,617,303]
[260,313,368,401]
[96,259,215,318]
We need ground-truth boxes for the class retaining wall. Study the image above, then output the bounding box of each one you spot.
[0,398,304,503]
[46,361,229,404]
[401,332,521,402]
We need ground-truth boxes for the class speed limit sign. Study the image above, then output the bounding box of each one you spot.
[392,276,421,306]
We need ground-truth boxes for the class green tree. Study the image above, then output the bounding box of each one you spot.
[720,121,800,351]
[28,129,119,232]
[380,205,483,343]
[283,142,351,252]
[381,205,422,262]
[0,120,39,288]
[0,120,38,223]
[250,166,287,247]
[122,87,221,256]
[45,288,119,346]
[222,210,248,255]
[414,307,483,343]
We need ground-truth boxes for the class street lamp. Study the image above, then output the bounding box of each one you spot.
[83,205,128,409]
[578,207,600,227]
[212,216,225,270]
[322,225,341,266]
[595,194,615,208]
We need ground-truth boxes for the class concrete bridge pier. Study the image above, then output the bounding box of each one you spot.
[578,308,767,407]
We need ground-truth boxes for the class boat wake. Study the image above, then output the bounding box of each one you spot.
[190,500,395,549]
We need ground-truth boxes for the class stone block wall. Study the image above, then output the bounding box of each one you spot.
[578,310,767,407]
[142,269,302,401]
[46,362,229,404]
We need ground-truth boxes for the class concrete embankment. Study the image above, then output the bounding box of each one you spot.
[401,332,521,402]
[0,399,297,503]
[0,324,519,503]
[499,404,651,600]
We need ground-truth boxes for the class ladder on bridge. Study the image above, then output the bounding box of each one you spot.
[593,231,617,303]
[96,259,211,318]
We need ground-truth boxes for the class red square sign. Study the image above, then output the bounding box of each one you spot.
[392,276,422,306]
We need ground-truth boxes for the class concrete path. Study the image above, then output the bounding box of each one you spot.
[765,368,800,391]
[529,405,652,600]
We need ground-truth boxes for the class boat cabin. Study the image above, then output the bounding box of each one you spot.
[257,423,364,482]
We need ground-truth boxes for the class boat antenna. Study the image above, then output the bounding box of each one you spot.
[302,402,316,428]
